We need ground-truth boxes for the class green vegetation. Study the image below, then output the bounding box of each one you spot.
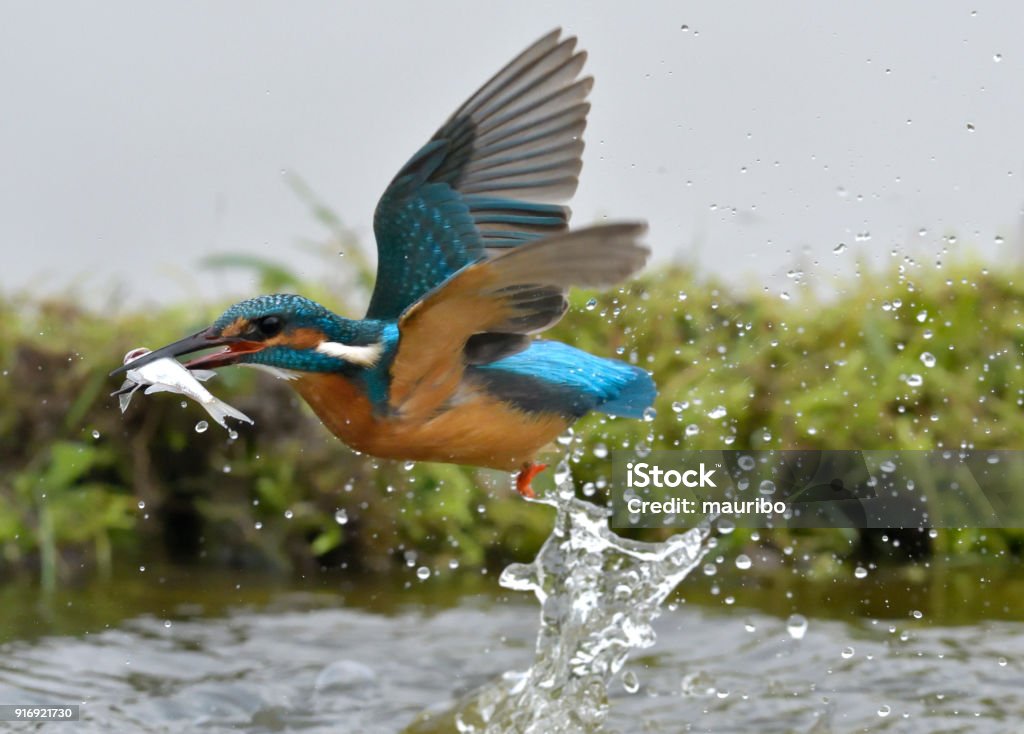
[2,242,1022,588]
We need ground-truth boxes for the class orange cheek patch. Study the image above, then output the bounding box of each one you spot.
[276,327,325,350]
[220,317,250,338]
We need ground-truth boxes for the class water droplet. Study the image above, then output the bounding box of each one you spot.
[334,509,349,525]
[553,459,572,488]
[994,53,1002,63]
[227,428,238,440]
[779,291,791,301]
[854,566,868,579]
[833,243,847,255]
[786,613,808,640]
[841,646,855,659]
[911,609,923,620]
[593,443,608,459]
[738,455,756,471]
[642,407,657,422]
[91,429,100,439]
[906,373,924,387]
[758,480,776,496]
[284,509,294,520]
[735,554,752,570]
[416,566,431,580]
[254,521,262,530]
[138,565,146,573]
[622,670,640,693]
[163,620,172,629]
[916,310,928,323]
[685,424,699,437]
[966,122,975,132]
[671,401,685,414]
[877,704,891,718]
[707,405,727,420]
[585,298,598,311]
[920,352,936,368]
[998,656,1008,667]
[195,420,209,433]
[137,500,146,510]
[744,621,756,633]
[880,460,897,473]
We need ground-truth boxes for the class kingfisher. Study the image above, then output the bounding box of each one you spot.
[112,29,655,498]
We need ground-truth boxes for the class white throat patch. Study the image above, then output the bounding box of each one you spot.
[316,340,384,367]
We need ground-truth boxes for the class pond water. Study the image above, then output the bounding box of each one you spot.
[0,558,1021,733]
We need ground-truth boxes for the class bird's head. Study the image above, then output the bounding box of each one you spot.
[110,294,385,378]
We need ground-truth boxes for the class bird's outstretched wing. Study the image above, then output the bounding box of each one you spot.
[367,29,591,320]
[388,223,648,418]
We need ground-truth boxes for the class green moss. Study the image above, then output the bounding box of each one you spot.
[1,256,1022,584]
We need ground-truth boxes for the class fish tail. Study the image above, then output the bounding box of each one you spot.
[206,399,254,428]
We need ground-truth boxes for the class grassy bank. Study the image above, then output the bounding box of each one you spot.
[1,254,1022,587]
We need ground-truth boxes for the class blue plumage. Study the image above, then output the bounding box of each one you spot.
[470,340,655,419]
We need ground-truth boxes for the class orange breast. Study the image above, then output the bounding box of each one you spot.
[293,373,569,471]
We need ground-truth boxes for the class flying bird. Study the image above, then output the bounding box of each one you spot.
[113,29,655,497]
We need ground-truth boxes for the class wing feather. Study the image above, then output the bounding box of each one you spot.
[387,223,648,417]
[368,30,591,320]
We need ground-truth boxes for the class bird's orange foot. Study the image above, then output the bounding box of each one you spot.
[515,462,548,499]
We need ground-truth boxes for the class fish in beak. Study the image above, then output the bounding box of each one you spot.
[109,327,265,377]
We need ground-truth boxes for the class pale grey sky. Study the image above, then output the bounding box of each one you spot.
[2,2,1022,307]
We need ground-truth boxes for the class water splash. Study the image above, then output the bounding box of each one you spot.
[452,463,712,734]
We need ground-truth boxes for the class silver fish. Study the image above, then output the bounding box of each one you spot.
[115,347,253,429]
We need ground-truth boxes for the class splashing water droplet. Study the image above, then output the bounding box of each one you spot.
[786,614,808,640]
[471,495,712,730]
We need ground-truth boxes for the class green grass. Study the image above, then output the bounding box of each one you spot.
[2,251,1023,587]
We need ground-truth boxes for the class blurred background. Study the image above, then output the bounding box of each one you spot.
[2,4,1024,731]
[2,2,1023,303]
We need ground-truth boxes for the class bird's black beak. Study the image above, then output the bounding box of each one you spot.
[109,327,259,377]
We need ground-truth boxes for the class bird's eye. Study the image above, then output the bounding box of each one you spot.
[255,315,283,338]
